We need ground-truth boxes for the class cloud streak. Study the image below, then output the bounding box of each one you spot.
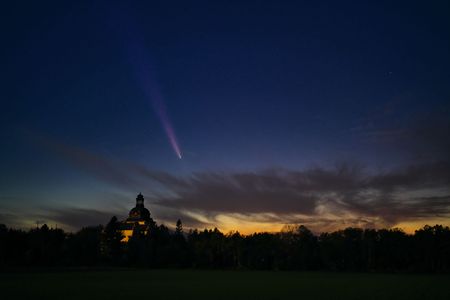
[146,162,450,227]
[36,136,140,189]
[25,136,450,232]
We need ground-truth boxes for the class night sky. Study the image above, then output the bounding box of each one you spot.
[1,1,449,233]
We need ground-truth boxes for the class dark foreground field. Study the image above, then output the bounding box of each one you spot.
[1,270,449,300]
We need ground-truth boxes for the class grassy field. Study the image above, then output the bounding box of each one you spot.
[1,269,449,300]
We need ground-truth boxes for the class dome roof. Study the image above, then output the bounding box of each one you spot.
[128,206,150,222]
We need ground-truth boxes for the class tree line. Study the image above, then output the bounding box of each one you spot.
[0,219,449,273]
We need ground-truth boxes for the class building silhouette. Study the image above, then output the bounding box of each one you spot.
[119,193,155,242]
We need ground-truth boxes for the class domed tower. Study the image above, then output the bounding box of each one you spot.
[119,193,154,242]
[127,193,151,222]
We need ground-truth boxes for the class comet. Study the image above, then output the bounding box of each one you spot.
[156,100,183,159]
[127,41,182,160]
[107,6,183,159]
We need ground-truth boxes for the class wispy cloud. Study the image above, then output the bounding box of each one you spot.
[35,135,142,189]
[146,162,450,228]
[348,109,450,161]
[12,135,449,233]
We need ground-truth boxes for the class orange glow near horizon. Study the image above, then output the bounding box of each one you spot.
[184,214,450,235]
[393,218,450,234]
[10,214,450,236]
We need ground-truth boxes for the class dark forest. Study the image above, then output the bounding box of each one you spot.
[1,219,449,273]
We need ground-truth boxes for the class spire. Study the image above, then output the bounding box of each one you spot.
[136,193,144,207]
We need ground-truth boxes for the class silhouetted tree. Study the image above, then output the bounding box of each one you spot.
[65,226,103,266]
[414,225,450,272]
[243,232,279,270]
[0,221,449,272]
[26,224,65,266]
[175,219,183,235]
[0,224,8,267]
[101,216,124,264]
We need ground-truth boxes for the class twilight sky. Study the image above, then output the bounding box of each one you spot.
[1,1,449,233]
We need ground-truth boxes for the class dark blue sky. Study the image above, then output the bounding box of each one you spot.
[1,1,449,232]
